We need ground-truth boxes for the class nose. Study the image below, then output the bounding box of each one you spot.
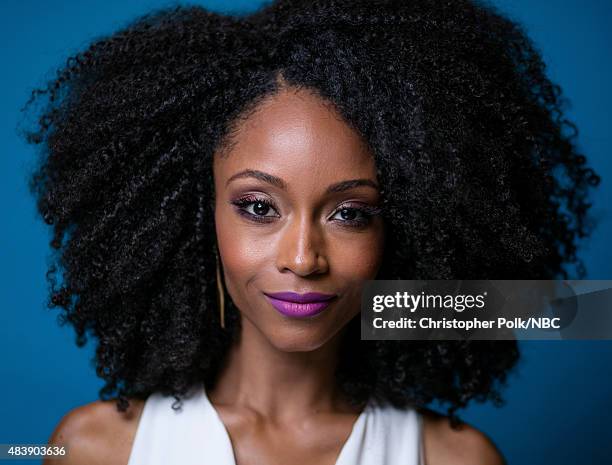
[275,214,329,276]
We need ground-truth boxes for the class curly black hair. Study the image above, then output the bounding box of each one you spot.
[21,0,600,425]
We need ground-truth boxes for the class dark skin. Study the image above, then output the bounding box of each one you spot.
[44,87,505,465]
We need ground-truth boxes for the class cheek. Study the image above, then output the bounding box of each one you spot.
[331,228,385,281]
[328,228,384,317]
[214,205,268,289]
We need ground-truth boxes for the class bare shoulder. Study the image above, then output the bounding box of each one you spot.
[43,397,145,465]
[419,407,505,465]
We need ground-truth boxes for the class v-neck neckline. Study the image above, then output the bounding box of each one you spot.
[201,384,372,465]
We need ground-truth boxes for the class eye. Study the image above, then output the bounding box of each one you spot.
[330,204,382,228]
[230,195,280,223]
[332,207,365,222]
[244,200,275,217]
[230,196,382,227]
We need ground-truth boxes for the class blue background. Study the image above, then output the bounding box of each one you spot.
[1,1,610,464]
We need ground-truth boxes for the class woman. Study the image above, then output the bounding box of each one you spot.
[24,1,599,464]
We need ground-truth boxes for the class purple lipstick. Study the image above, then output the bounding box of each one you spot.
[263,291,337,318]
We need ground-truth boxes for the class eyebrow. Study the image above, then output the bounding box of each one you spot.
[225,169,380,194]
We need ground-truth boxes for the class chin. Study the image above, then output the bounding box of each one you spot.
[265,326,336,353]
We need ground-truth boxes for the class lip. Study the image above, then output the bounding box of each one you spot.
[263,291,337,318]
[264,291,337,303]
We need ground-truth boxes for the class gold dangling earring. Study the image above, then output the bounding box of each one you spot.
[215,247,226,329]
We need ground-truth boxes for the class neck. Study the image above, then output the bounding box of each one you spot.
[208,317,354,421]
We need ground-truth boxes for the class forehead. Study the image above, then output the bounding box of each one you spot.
[213,89,377,186]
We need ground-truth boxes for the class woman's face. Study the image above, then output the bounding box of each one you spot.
[213,88,385,352]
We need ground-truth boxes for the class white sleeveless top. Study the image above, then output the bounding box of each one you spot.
[127,382,425,465]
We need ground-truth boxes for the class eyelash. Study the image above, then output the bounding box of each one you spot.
[230,194,382,228]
